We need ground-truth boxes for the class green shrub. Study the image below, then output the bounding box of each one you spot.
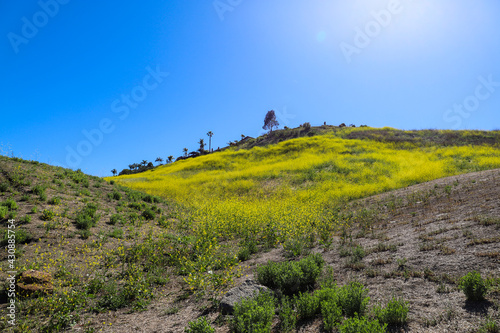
[1,198,18,210]
[0,182,9,192]
[74,203,100,230]
[337,281,370,317]
[30,206,38,214]
[295,291,320,320]
[129,202,142,210]
[39,192,47,202]
[0,206,7,219]
[20,215,32,224]
[108,191,122,200]
[41,209,55,221]
[339,315,387,333]
[184,317,215,333]
[142,208,155,220]
[49,196,61,205]
[20,194,30,202]
[109,180,115,185]
[278,296,297,332]
[479,317,499,333]
[459,271,488,301]
[108,228,124,239]
[32,184,46,196]
[78,229,91,239]
[1,228,33,245]
[321,300,342,332]
[232,292,275,333]
[257,254,324,295]
[237,247,251,261]
[373,296,409,326]
[109,214,123,225]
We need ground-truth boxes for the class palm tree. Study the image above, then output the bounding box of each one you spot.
[141,160,148,167]
[128,164,134,170]
[111,169,117,176]
[155,157,163,165]
[183,148,188,157]
[167,155,173,164]
[207,131,213,152]
[198,138,206,154]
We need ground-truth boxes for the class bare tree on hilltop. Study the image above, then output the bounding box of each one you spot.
[263,110,279,132]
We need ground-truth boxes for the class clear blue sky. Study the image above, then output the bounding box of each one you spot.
[1,0,499,176]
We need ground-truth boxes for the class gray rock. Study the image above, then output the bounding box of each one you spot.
[220,280,270,314]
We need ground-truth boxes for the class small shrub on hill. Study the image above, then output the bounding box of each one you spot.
[142,208,156,220]
[184,317,215,333]
[108,191,122,200]
[373,296,409,326]
[75,203,100,230]
[232,292,275,333]
[0,206,7,219]
[295,291,320,320]
[256,253,324,295]
[459,271,488,301]
[41,209,55,221]
[1,198,18,210]
[337,281,370,317]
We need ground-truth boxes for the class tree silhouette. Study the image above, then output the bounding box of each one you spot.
[207,131,214,152]
[141,160,148,167]
[111,169,117,176]
[263,110,279,132]
[198,138,206,154]
[183,148,188,157]
[155,157,163,165]
[167,155,174,164]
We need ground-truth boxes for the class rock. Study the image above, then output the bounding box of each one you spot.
[18,270,53,297]
[220,280,270,314]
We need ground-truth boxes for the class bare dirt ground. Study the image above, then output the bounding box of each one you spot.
[78,169,500,332]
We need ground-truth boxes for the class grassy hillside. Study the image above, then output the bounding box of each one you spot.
[1,127,500,332]
[111,127,500,251]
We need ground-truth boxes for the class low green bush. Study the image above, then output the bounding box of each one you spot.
[337,281,370,317]
[321,300,342,332]
[49,196,61,205]
[459,271,488,301]
[74,203,100,230]
[1,198,18,210]
[339,315,387,333]
[278,296,297,332]
[373,296,409,326]
[0,182,9,192]
[142,208,155,220]
[1,228,33,245]
[295,291,320,320]
[41,209,55,221]
[109,214,123,225]
[232,292,275,333]
[184,317,215,333]
[0,206,7,219]
[108,191,122,200]
[257,253,324,295]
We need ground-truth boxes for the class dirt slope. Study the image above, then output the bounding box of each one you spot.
[83,169,500,332]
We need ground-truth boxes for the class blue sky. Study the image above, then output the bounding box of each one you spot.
[1,0,499,176]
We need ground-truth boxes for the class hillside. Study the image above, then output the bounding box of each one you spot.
[0,127,499,332]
